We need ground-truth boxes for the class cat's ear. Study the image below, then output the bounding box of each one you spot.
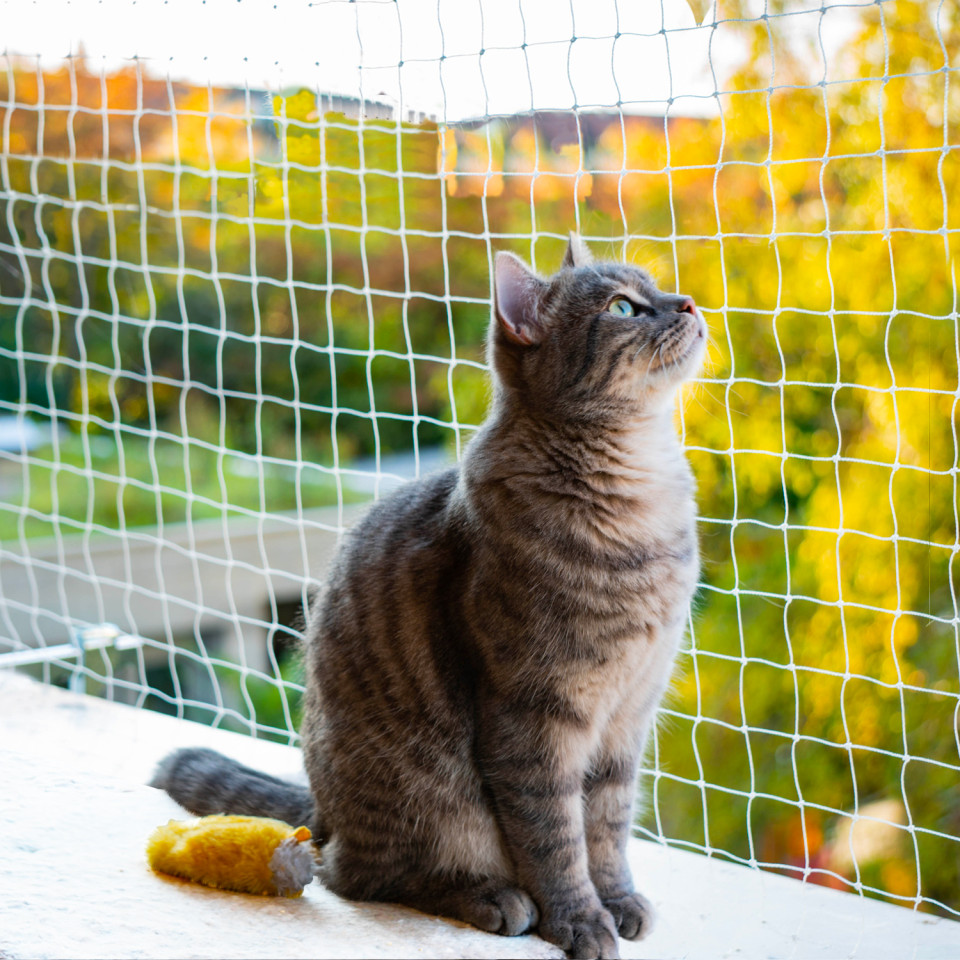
[562,232,593,270]
[494,252,548,346]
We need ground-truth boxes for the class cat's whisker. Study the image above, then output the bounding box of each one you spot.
[639,343,660,383]
[681,383,715,423]
[654,341,667,373]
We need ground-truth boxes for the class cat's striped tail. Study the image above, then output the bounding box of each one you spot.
[150,747,316,831]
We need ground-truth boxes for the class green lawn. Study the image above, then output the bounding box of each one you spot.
[0,430,369,542]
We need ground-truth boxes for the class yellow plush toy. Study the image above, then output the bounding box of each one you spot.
[146,815,317,897]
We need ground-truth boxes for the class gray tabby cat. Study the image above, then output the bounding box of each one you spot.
[152,235,704,960]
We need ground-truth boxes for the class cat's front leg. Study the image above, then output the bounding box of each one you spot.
[583,753,654,942]
[477,704,620,960]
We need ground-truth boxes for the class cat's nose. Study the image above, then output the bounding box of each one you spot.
[678,297,697,315]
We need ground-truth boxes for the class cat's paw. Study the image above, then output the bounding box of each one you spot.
[538,903,619,960]
[602,890,654,941]
[455,883,539,937]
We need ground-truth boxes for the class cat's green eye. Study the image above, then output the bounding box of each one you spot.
[608,298,636,318]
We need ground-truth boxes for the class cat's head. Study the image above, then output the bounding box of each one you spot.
[490,234,706,420]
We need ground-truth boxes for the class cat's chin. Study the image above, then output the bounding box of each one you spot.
[648,319,707,384]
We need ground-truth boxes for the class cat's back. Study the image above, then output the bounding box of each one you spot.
[304,464,474,712]
[334,464,463,579]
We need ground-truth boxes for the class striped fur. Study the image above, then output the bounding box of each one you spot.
[152,237,704,960]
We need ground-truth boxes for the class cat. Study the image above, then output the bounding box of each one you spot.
[151,235,704,960]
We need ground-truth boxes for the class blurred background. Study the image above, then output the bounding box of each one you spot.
[1,0,958,921]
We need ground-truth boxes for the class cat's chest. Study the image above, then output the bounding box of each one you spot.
[565,494,699,614]
[558,595,686,738]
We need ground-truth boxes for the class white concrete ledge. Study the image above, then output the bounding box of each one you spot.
[2,671,958,960]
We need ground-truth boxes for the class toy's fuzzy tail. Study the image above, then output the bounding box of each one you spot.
[150,748,316,830]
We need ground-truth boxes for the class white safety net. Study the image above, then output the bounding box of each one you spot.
[1,0,957,923]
